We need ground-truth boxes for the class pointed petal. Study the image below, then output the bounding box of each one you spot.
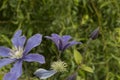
[0,47,10,57]
[34,68,57,79]
[62,35,72,42]
[11,30,26,48]
[45,33,61,50]
[51,33,60,38]
[18,36,26,47]
[23,54,45,64]
[0,58,15,68]
[13,30,22,38]
[61,35,72,51]
[58,39,63,51]
[24,34,42,55]
[3,73,17,80]
[63,41,82,50]
[11,37,18,47]
[3,61,22,80]
[11,36,26,48]
[45,36,59,49]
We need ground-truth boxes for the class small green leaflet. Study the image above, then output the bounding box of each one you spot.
[74,49,83,65]
[80,64,94,73]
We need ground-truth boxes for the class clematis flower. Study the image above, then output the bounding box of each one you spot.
[34,68,57,79]
[34,60,67,79]
[45,34,82,52]
[0,30,45,80]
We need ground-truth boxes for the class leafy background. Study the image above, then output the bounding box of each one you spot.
[0,0,120,80]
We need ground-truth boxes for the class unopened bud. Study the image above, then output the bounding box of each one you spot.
[66,72,77,80]
[90,27,99,40]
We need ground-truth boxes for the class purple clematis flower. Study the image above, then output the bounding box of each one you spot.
[0,30,45,80]
[45,33,82,52]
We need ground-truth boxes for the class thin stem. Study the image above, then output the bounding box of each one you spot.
[24,63,30,80]
[57,51,62,60]
[83,38,92,58]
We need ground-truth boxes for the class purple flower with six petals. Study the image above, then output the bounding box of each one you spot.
[45,33,82,52]
[0,30,45,80]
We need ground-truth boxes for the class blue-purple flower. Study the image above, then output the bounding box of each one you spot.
[0,30,45,80]
[34,60,67,79]
[45,34,82,52]
[34,68,57,79]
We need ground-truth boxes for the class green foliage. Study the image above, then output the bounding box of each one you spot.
[74,49,83,65]
[0,0,120,80]
[80,64,94,73]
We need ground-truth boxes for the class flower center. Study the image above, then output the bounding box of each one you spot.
[10,46,23,59]
[51,60,67,72]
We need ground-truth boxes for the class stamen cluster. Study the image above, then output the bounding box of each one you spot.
[51,60,68,72]
[10,46,23,59]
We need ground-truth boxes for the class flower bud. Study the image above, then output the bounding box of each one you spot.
[66,72,77,80]
[90,27,99,40]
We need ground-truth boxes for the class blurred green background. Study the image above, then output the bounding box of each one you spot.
[0,0,120,80]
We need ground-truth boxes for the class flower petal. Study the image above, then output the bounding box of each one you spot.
[45,33,61,50]
[3,60,22,80]
[13,30,22,38]
[23,54,45,64]
[51,33,60,38]
[34,68,57,79]
[11,36,26,48]
[0,47,10,57]
[63,41,82,50]
[11,30,26,48]
[45,36,59,49]
[19,36,26,47]
[61,35,72,51]
[24,34,42,55]
[3,73,17,80]
[62,35,72,42]
[0,58,15,68]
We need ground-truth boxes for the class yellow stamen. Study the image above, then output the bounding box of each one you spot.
[10,46,23,59]
[51,60,67,72]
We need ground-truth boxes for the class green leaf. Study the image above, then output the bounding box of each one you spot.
[1,35,11,46]
[77,76,85,80]
[0,0,8,11]
[0,73,4,80]
[76,76,81,80]
[80,64,94,73]
[100,1,113,9]
[74,49,83,65]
